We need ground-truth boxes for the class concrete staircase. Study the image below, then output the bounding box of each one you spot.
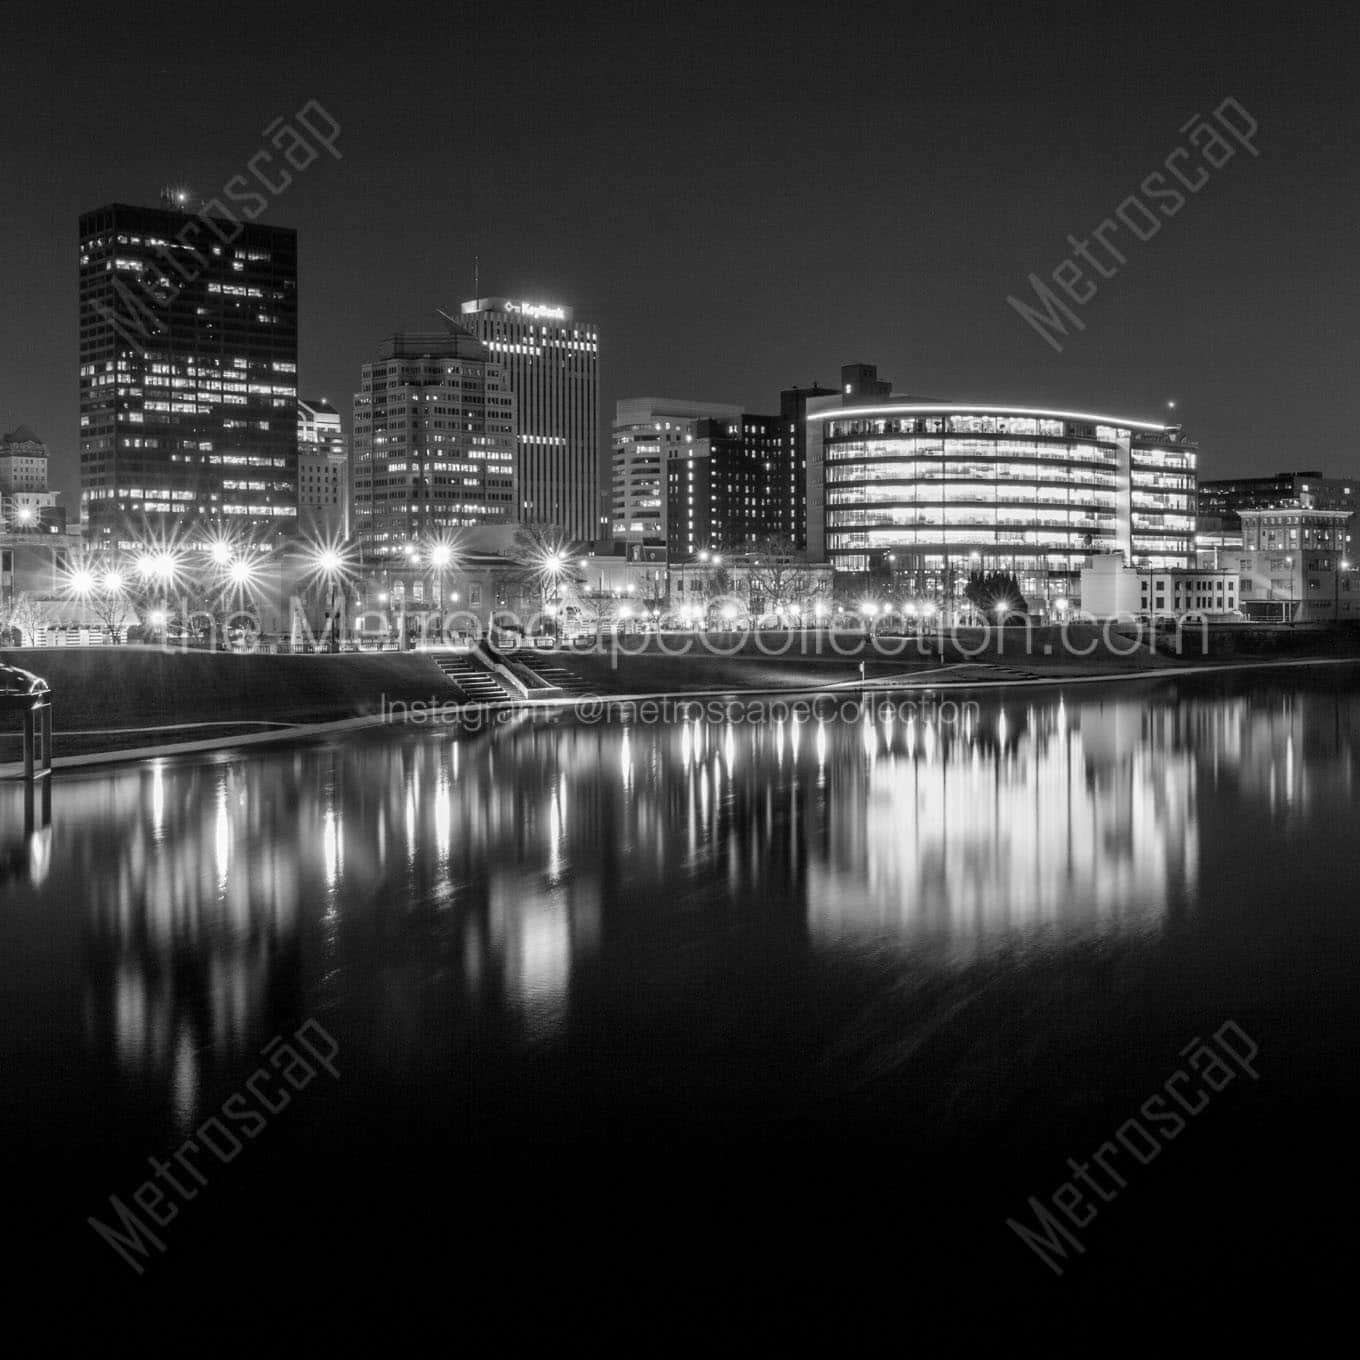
[431,652,515,703]
[526,663,594,697]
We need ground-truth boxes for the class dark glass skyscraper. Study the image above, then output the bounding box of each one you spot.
[79,201,298,545]
[458,297,599,543]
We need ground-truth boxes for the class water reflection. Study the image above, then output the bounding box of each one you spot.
[2,677,1358,1126]
[809,699,1199,960]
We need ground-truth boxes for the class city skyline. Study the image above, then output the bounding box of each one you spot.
[4,3,1359,518]
[6,5,1360,1349]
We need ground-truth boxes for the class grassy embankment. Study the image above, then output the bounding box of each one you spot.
[5,623,1356,762]
[543,623,1200,692]
[0,647,455,760]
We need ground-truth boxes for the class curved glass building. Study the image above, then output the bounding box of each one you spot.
[806,378,1196,606]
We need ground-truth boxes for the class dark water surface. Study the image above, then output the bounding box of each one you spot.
[3,672,1358,1351]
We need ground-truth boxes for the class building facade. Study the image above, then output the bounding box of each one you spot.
[610,398,741,544]
[78,201,299,546]
[807,368,1197,607]
[668,555,835,623]
[1199,471,1356,523]
[351,330,517,562]
[1,426,49,497]
[458,297,599,542]
[1,426,64,533]
[1195,514,1243,568]
[1081,551,1239,617]
[1236,505,1356,621]
[665,413,792,560]
[297,398,348,541]
[778,383,837,550]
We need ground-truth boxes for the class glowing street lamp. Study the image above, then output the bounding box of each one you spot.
[314,547,345,652]
[540,547,569,646]
[423,542,453,643]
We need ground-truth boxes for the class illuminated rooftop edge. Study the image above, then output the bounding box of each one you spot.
[808,403,1173,433]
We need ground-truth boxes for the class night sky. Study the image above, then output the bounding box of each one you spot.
[5,0,1358,513]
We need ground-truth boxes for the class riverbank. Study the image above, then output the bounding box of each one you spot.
[0,648,454,763]
[4,632,1358,769]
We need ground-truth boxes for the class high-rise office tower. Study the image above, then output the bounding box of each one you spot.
[297,398,348,540]
[458,297,598,542]
[611,398,742,544]
[78,201,299,545]
[351,328,517,561]
[779,383,837,549]
[665,413,796,560]
[644,386,828,560]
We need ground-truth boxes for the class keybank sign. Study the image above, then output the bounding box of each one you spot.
[505,300,566,320]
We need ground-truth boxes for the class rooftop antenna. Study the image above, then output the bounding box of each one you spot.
[473,254,479,300]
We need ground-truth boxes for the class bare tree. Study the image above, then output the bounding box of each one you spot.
[87,582,134,638]
[506,524,585,618]
[572,590,624,636]
[1,592,48,645]
[740,535,818,619]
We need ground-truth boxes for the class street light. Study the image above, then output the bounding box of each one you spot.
[427,543,454,643]
[1337,559,1351,621]
[541,548,568,647]
[318,548,343,652]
